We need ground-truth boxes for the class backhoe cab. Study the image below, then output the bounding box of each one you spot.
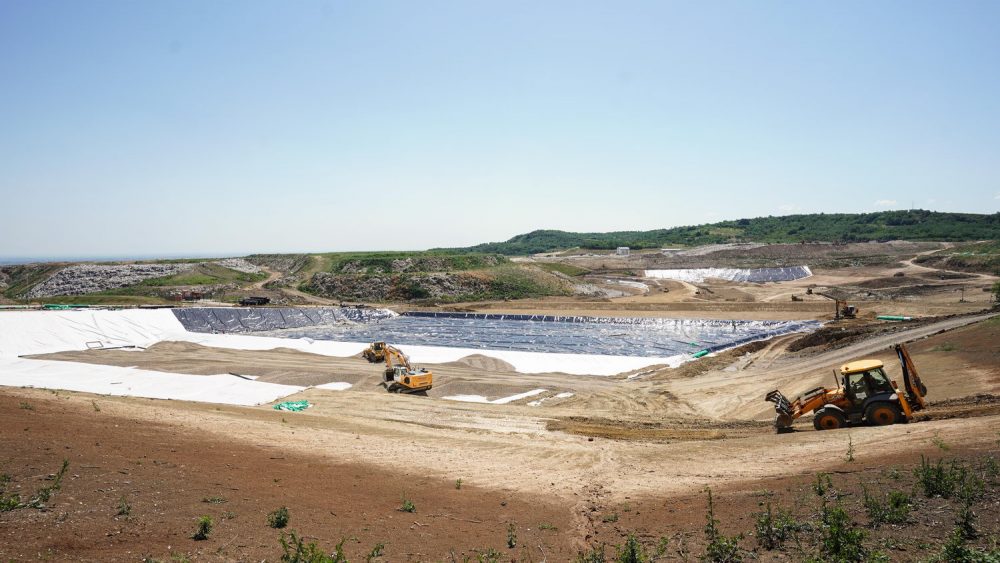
[766,344,927,432]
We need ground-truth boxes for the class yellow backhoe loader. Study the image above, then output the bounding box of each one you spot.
[363,341,433,393]
[766,343,927,432]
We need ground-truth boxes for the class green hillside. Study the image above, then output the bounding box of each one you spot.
[448,210,1000,255]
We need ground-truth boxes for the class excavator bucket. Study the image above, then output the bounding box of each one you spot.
[894,344,927,410]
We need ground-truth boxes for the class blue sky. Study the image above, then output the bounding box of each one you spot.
[1,1,998,258]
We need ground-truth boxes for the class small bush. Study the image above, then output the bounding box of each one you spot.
[202,496,226,504]
[813,472,833,496]
[192,515,213,541]
[399,495,415,513]
[0,493,21,512]
[279,531,348,563]
[602,512,619,523]
[915,456,959,498]
[116,495,131,517]
[818,502,866,562]
[476,548,503,562]
[455,478,462,490]
[19,401,33,410]
[938,526,1000,562]
[574,545,607,562]
[754,503,803,550]
[268,506,290,529]
[507,521,517,548]
[27,459,69,509]
[956,499,978,540]
[614,534,647,563]
[703,488,742,562]
[862,488,911,528]
[366,541,385,562]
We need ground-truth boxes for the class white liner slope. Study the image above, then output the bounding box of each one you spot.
[0,309,682,405]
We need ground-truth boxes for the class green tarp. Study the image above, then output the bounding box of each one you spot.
[273,400,310,412]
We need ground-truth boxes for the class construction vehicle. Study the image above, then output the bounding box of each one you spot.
[816,292,857,320]
[363,342,433,393]
[362,341,388,363]
[765,343,927,432]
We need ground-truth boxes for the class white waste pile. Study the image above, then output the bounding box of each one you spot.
[643,266,812,283]
[0,309,683,406]
[24,263,195,298]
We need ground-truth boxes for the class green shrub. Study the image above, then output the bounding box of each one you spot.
[754,503,804,549]
[268,506,290,529]
[818,502,866,562]
[813,472,833,496]
[915,456,960,498]
[506,521,517,548]
[279,531,348,563]
[574,545,607,562]
[614,534,647,563]
[399,495,415,513]
[365,541,385,562]
[703,488,742,562]
[862,488,911,528]
[956,499,978,540]
[116,495,131,517]
[27,459,69,509]
[192,515,213,541]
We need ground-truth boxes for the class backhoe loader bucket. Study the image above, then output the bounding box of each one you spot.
[765,390,792,416]
[765,390,795,431]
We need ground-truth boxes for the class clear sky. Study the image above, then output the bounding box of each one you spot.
[2,1,998,258]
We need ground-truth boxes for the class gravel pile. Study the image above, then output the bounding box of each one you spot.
[26,264,194,298]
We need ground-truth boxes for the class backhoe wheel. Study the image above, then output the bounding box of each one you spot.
[866,403,902,426]
[813,409,846,431]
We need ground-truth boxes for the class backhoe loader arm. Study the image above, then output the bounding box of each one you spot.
[894,343,927,411]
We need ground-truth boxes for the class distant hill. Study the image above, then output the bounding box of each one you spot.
[447,210,1000,255]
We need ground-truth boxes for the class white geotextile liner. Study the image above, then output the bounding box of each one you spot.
[443,389,547,404]
[0,309,186,357]
[0,357,304,406]
[644,266,812,283]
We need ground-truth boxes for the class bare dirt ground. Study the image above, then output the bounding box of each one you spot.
[3,244,1000,561]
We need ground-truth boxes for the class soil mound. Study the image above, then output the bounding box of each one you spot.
[443,354,518,372]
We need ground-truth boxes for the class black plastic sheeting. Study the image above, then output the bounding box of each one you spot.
[172,307,820,358]
[171,307,396,334]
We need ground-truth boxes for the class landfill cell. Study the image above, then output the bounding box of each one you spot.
[173,308,819,359]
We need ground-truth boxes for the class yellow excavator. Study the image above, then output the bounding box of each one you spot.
[765,343,927,432]
[362,341,433,393]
